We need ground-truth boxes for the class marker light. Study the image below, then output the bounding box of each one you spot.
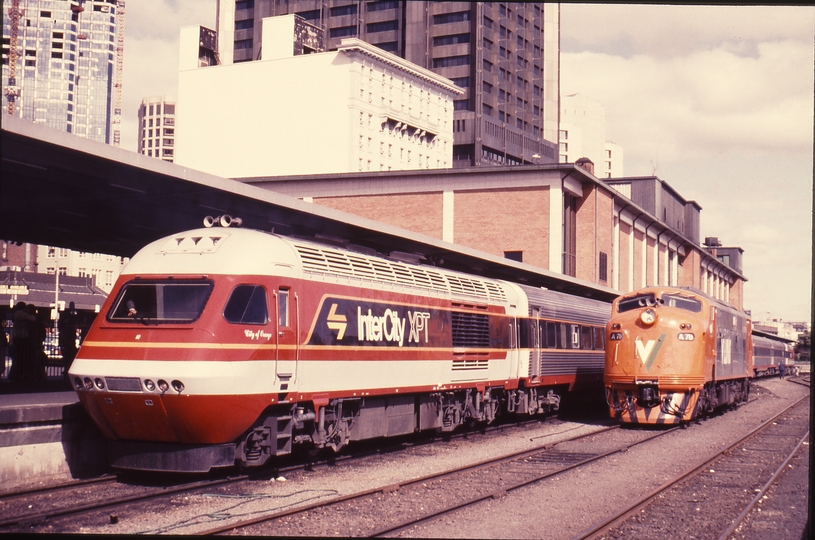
[640,309,657,325]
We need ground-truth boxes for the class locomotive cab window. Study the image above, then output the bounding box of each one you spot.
[661,293,702,313]
[224,285,269,324]
[109,280,213,323]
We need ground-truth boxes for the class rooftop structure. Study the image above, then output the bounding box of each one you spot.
[175,16,462,177]
[214,1,560,168]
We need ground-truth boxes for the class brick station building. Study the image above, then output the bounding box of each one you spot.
[237,159,746,311]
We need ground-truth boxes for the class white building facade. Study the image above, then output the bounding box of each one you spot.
[38,245,127,294]
[559,93,623,178]
[137,96,176,162]
[175,15,462,179]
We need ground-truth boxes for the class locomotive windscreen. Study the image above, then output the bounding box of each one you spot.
[108,279,214,323]
[661,293,702,313]
[617,293,656,313]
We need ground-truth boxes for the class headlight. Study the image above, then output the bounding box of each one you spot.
[171,380,185,392]
[157,379,169,392]
[94,378,105,390]
[640,309,657,325]
[144,379,155,391]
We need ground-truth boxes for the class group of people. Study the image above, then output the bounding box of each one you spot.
[2,302,80,383]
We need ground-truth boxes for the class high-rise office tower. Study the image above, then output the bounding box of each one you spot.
[137,96,176,162]
[215,1,559,167]
[2,0,125,145]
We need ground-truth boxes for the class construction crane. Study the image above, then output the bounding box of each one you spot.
[111,1,125,146]
[4,0,21,115]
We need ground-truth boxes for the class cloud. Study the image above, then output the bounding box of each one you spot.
[561,4,813,321]
[562,4,815,59]
[119,1,215,151]
[562,40,814,163]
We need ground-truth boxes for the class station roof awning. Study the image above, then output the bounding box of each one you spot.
[1,114,619,302]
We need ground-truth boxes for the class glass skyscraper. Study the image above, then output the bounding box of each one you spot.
[2,0,122,144]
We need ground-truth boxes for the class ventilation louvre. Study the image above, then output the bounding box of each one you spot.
[293,242,507,303]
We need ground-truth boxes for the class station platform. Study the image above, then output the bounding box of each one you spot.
[0,375,108,492]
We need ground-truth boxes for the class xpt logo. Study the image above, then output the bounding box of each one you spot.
[635,334,666,371]
[319,300,432,347]
[356,306,431,346]
[326,303,347,339]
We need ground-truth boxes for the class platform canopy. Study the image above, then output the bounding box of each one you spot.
[1,114,618,302]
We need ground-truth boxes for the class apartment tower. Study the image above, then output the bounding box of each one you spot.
[215,0,560,167]
[137,96,176,162]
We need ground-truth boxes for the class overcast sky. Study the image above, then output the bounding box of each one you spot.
[119,2,814,323]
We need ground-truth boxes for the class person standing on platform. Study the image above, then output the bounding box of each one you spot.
[59,302,79,382]
[8,302,31,381]
[22,304,46,382]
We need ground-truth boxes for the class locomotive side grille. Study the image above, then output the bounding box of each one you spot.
[452,311,491,348]
[293,243,507,303]
[106,377,143,392]
[369,258,398,282]
[452,358,489,371]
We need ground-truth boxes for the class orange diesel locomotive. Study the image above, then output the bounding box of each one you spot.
[604,287,752,424]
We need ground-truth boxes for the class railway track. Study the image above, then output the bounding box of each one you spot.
[0,414,573,533]
[573,393,810,540]
[196,424,675,536]
[4,382,805,536]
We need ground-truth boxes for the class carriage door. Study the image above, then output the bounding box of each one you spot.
[531,309,542,378]
[275,287,299,390]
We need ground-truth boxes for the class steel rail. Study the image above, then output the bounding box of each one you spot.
[571,393,810,540]
[197,424,622,536]
[0,474,118,501]
[364,425,680,538]
[717,430,810,540]
[0,414,555,530]
[0,473,251,529]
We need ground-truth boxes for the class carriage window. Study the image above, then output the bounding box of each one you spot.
[223,285,268,324]
[580,326,593,349]
[558,323,568,349]
[570,324,580,349]
[109,280,213,323]
[278,289,290,327]
[593,327,605,350]
[617,293,656,313]
[661,293,702,313]
[544,321,556,348]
